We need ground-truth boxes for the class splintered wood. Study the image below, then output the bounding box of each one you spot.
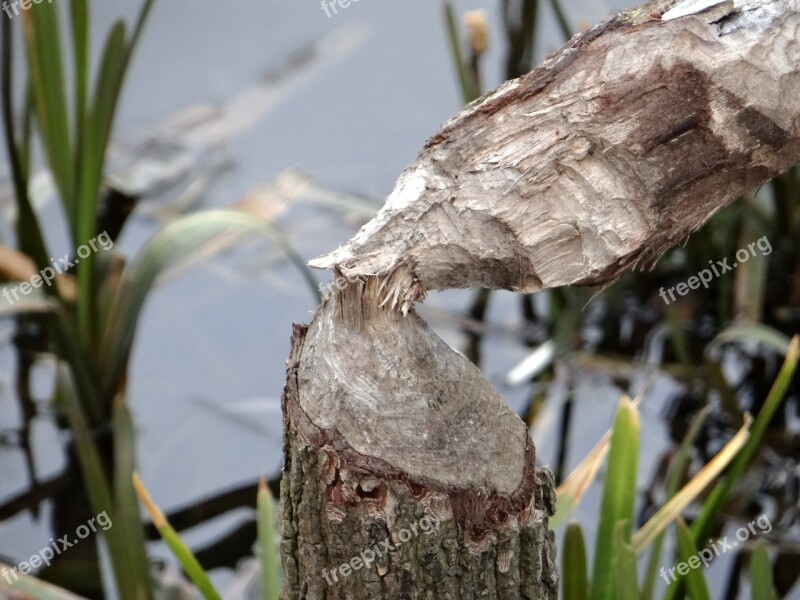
[312,0,800,307]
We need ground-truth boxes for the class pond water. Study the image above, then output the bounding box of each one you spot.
[1,0,795,598]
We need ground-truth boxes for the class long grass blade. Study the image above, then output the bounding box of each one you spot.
[590,396,640,600]
[640,406,711,600]
[53,364,137,597]
[112,399,154,600]
[55,365,113,526]
[133,474,222,600]
[1,18,52,275]
[74,0,157,348]
[562,522,589,600]
[750,542,776,600]
[98,210,318,398]
[70,0,89,148]
[127,0,157,63]
[674,518,712,600]
[75,20,126,347]
[258,478,282,600]
[22,1,75,222]
[632,414,751,553]
[690,336,798,543]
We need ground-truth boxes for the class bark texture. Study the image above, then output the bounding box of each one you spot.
[281,282,558,599]
[311,0,800,312]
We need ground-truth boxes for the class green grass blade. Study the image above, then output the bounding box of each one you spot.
[133,474,222,600]
[112,400,154,600]
[74,0,157,347]
[640,406,710,600]
[674,518,711,600]
[691,336,798,542]
[258,478,282,600]
[0,564,89,600]
[562,522,589,600]
[1,19,52,276]
[591,397,640,600]
[80,19,126,219]
[127,0,157,63]
[443,0,477,103]
[53,363,138,598]
[98,210,319,398]
[55,364,113,522]
[750,542,776,600]
[22,2,75,223]
[612,521,637,600]
[76,20,126,347]
[70,0,89,149]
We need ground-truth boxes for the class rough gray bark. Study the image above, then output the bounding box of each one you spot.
[281,283,558,599]
[281,0,800,597]
[311,0,800,313]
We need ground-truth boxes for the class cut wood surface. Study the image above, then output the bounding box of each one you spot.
[312,0,800,312]
[281,289,559,598]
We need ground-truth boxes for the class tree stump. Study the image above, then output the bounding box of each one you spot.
[280,280,558,599]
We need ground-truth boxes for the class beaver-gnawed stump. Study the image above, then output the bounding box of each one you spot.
[280,280,557,600]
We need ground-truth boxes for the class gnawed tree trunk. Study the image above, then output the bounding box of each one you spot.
[281,281,557,599]
[281,0,800,597]
[311,0,800,310]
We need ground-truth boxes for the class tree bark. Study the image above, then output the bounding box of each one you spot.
[281,0,800,597]
[281,281,558,599]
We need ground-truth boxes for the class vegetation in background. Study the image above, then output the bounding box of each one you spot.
[1,2,314,597]
[555,337,796,599]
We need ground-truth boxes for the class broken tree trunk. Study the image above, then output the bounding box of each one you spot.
[281,0,800,597]
[311,0,800,310]
[281,281,557,599]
